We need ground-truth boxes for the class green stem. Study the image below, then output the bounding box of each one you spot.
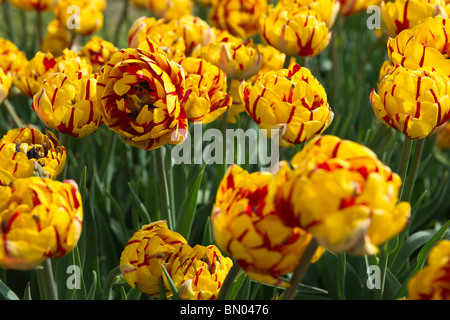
[221,109,229,178]
[217,262,240,300]
[397,137,413,196]
[282,238,319,300]
[155,147,174,229]
[1,0,16,43]
[337,252,346,300]
[401,138,425,203]
[36,10,43,50]
[60,134,72,181]
[114,0,129,47]
[3,99,25,128]
[375,245,388,300]
[37,259,58,300]
[332,19,339,110]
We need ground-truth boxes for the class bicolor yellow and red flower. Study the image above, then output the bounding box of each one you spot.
[96,38,188,150]
[277,0,341,27]
[0,38,28,76]
[0,67,12,104]
[407,240,450,300]
[164,244,233,300]
[78,36,118,74]
[260,5,331,57]
[145,0,193,20]
[32,72,102,138]
[211,165,323,287]
[119,221,188,297]
[8,0,53,11]
[176,57,231,124]
[339,0,381,16]
[240,64,333,147]
[370,64,450,139]
[437,121,450,148]
[381,0,447,36]
[209,0,267,39]
[54,0,105,36]
[0,177,82,270]
[192,33,262,81]
[387,17,450,76]
[14,49,92,98]
[0,127,67,182]
[270,135,411,255]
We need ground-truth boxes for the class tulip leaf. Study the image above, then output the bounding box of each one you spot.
[23,282,32,300]
[161,264,180,300]
[0,279,19,300]
[175,163,206,241]
[224,270,246,300]
[87,271,98,300]
[127,181,152,225]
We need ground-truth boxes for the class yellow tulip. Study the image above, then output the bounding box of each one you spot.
[0,38,28,76]
[260,5,331,57]
[209,0,267,38]
[437,121,450,148]
[0,67,12,104]
[78,36,118,74]
[164,244,233,300]
[40,19,72,57]
[277,0,341,27]
[0,177,83,270]
[119,221,188,297]
[0,127,67,181]
[381,0,447,36]
[146,0,193,20]
[272,135,411,255]
[8,0,53,11]
[177,57,231,124]
[54,0,104,36]
[239,64,333,147]
[211,165,323,287]
[96,38,188,150]
[339,0,381,16]
[370,64,450,139]
[407,240,450,300]
[32,72,102,138]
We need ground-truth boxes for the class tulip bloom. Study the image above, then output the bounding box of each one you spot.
[407,240,450,300]
[0,177,83,270]
[193,34,262,81]
[211,165,323,287]
[78,36,118,74]
[209,0,267,39]
[370,65,450,139]
[164,244,233,300]
[32,72,103,138]
[339,0,381,16]
[277,0,341,27]
[54,0,104,36]
[8,0,53,11]
[260,6,331,57]
[271,135,411,255]
[14,49,92,98]
[96,38,188,150]
[437,121,450,148]
[381,0,447,36]
[240,64,333,147]
[177,57,231,124]
[0,38,28,76]
[146,0,193,20]
[120,221,188,297]
[0,128,67,181]
[40,19,72,57]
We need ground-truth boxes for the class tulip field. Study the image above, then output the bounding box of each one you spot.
[0,0,449,304]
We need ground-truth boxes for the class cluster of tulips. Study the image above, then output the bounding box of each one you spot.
[0,0,449,301]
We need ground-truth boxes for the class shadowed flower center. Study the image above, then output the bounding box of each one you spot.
[124,81,157,121]
[16,142,48,161]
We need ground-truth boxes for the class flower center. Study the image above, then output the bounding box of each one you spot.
[16,142,48,160]
[124,81,156,121]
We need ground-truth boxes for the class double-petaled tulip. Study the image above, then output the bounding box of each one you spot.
[370,64,450,139]
[146,0,193,20]
[14,49,92,98]
[32,72,102,138]
[260,5,331,57]
[119,221,188,297]
[8,0,53,11]
[0,38,28,76]
[164,244,233,300]
[211,165,323,287]
[240,64,333,147]
[339,0,381,16]
[0,128,67,182]
[381,0,447,36]
[96,38,188,150]
[209,0,267,39]
[177,57,231,124]
[407,240,450,300]
[0,177,82,270]
[40,19,72,57]
[271,135,411,255]
[192,34,262,81]
[78,36,118,74]
[128,17,186,60]
[0,67,12,104]
[54,0,105,36]
[277,0,341,27]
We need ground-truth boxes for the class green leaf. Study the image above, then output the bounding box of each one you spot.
[87,271,98,300]
[175,164,206,240]
[0,279,20,300]
[161,264,180,300]
[128,181,152,225]
[101,266,123,300]
[224,270,246,300]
